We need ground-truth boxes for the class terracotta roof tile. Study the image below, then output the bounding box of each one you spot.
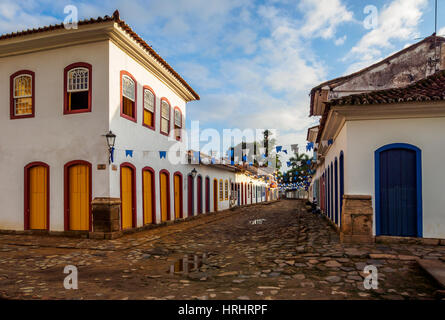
[309,35,445,115]
[329,70,445,107]
[0,10,199,101]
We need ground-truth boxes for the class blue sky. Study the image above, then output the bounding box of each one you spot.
[0,0,444,163]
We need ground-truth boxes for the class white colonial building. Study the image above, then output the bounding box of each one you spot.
[307,36,445,242]
[0,11,274,237]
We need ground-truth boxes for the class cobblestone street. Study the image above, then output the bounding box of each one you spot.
[0,200,443,300]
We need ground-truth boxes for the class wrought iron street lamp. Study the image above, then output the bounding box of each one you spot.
[104,130,116,164]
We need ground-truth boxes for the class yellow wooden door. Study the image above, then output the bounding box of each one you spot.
[160,173,168,221]
[69,164,89,231]
[174,175,181,219]
[121,167,133,229]
[29,166,47,230]
[143,170,153,224]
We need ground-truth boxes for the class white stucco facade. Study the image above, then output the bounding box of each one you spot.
[310,113,445,239]
[0,20,272,232]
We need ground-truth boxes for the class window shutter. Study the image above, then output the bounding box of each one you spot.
[144,89,154,112]
[14,75,32,98]
[174,109,182,127]
[122,75,135,101]
[161,101,170,119]
[68,68,89,92]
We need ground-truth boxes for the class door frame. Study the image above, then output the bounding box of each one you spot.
[173,171,183,219]
[142,166,156,224]
[187,174,194,216]
[197,175,203,214]
[159,169,171,221]
[339,151,344,225]
[375,143,423,237]
[120,162,137,229]
[205,176,210,212]
[64,160,92,231]
[24,161,50,230]
[213,178,218,212]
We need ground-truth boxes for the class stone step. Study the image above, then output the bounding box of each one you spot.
[417,259,445,289]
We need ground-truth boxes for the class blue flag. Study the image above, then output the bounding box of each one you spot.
[283,149,287,154]
[159,151,166,159]
[276,146,282,153]
[328,139,333,146]
[110,147,115,163]
[125,150,133,158]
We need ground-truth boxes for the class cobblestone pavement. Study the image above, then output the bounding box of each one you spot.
[0,200,444,300]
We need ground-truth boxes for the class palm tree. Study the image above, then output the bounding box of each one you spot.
[282,152,312,183]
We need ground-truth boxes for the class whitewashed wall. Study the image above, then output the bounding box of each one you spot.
[346,117,445,239]
[108,41,191,227]
[0,41,110,230]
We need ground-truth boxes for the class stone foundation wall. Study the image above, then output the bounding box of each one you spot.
[340,194,374,244]
[90,197,122,239]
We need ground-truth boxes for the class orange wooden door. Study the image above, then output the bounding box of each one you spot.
[143,170,153,224]
[160,172,169,221]
[69,164,90,231]
[213,179,218,212]
[121,167,133,229]
[174,175,181,219]
[29,166,48,230]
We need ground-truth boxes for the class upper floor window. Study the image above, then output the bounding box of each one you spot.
[174,107,182,141]
[10,70,34,119]
[64,63,92,114]
[160,98,170,135]
[143,86,155,129]
[120,71,137,122]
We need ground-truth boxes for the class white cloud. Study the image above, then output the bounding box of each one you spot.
[334,35,347,46]
[344,0,427,72]
[297,0,354,39]
[0,1,58,34]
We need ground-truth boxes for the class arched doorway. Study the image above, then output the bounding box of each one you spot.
[188,174,194,216]
[197,175,203,214]
[241,183,244,205]
[25,162,49,230]
[335,158,338,225]
[339,152,344,225]
[64,160,91,231]
[142,167,155,225]
[121,163,136,230]
[174,172,183,219]
[213,179,218,212]
[205,177,210,212]
[375,144,422,237]
[160,170,170,222]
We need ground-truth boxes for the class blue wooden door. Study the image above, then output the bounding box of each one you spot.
[379,148,417,236]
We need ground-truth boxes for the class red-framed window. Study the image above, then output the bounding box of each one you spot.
[10,70,35,119]
[160,97,171,136]
[120,70,137,122]
[174,106,183,141]
[142,86,155,130]
[64,62,92,114]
